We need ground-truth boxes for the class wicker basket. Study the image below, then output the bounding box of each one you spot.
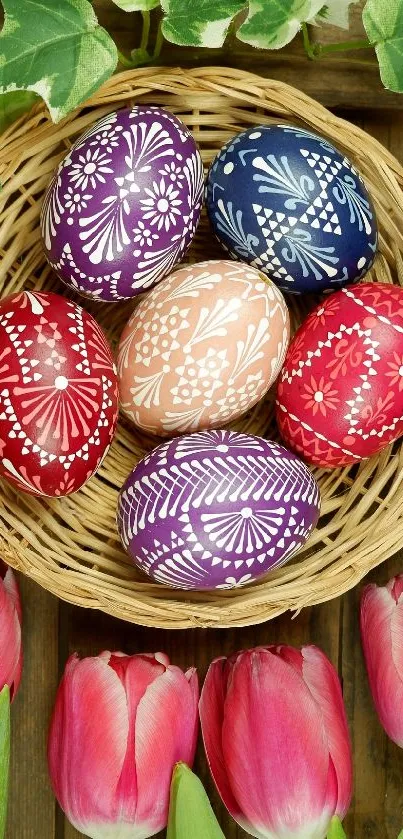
[0,66,402,629]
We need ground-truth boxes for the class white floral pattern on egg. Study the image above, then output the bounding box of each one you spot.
[41,107,204,301]
[117,259,290,435]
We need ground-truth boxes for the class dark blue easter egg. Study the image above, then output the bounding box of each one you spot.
[205,124,378,294]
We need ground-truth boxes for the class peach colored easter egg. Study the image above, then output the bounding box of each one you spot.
[117,259,290,435]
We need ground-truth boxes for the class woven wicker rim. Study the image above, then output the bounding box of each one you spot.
[0,66,402,629]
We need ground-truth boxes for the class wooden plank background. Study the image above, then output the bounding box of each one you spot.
[4,5,403,837]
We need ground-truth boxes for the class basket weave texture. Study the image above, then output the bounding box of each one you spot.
[0,66,403,629]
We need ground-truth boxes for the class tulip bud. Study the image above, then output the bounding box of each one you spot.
[0,562,22,699]
[48,651,199,838]
[360,575,403,746]
[200,645,352,839]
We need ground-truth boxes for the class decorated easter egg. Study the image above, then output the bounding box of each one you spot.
[117,430,320,590]
[276,282,403,467]
[205,124,378,294]
[0,290,118,496]
[117,259,290,435]
[41,106,204,301]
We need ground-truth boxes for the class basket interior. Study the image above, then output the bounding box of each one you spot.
[0,68,403,628]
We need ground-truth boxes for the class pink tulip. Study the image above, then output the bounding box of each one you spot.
[360,575,403,746]
[200,645,352,839]
[0,561,22,699]
[48,651,199,839]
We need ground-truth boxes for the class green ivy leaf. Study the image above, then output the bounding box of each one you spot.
[112,0,160,10]
[0,686,10,839]
[363,0,403,92]
[167,763,226,839]
[161,0,247,47]
[0,0,118,122]
[315,0,360,30]
[237,0,325,49]
[0,90,39,132]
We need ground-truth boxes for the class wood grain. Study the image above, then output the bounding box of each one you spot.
[6,576,59,839]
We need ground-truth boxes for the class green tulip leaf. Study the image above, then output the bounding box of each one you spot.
[363,0,403,92]
[326,816,348,839]
[0,91,39,133]
[161,0,247,47]
[167,763,226,839]
[112,0,160,10]
[0,0,118,123]
[237,0,325,50]
[0,686,10,839]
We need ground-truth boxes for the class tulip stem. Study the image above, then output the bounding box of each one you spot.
[0,686,10,839]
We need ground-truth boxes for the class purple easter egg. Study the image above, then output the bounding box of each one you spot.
[117,430,320,590]
[40,107,204,301]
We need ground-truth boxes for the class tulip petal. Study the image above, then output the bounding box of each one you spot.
[222,649,332,838]
[200,659,246,827]
[48,654,129,831]
[274,645,304,673]
[390,575,403,603]
[134,665,199,833]
[0,571,22,698]
[108,653,167,822]
[300,646,352,819]
[2,569,23,697]
[185,668,200,761]
[153,652,171,667]
[2,567,22,623]
[361,582,403,745]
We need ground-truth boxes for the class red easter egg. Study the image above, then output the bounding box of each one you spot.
[276,283,403,467]
[0,290,118,495]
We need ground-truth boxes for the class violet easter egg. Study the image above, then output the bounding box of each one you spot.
[117,430,321,590]
[117,259,290,436]
[0,290,118,496]
[41,106,204,301]
[276,282,403,467]
[205,124,378,294]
